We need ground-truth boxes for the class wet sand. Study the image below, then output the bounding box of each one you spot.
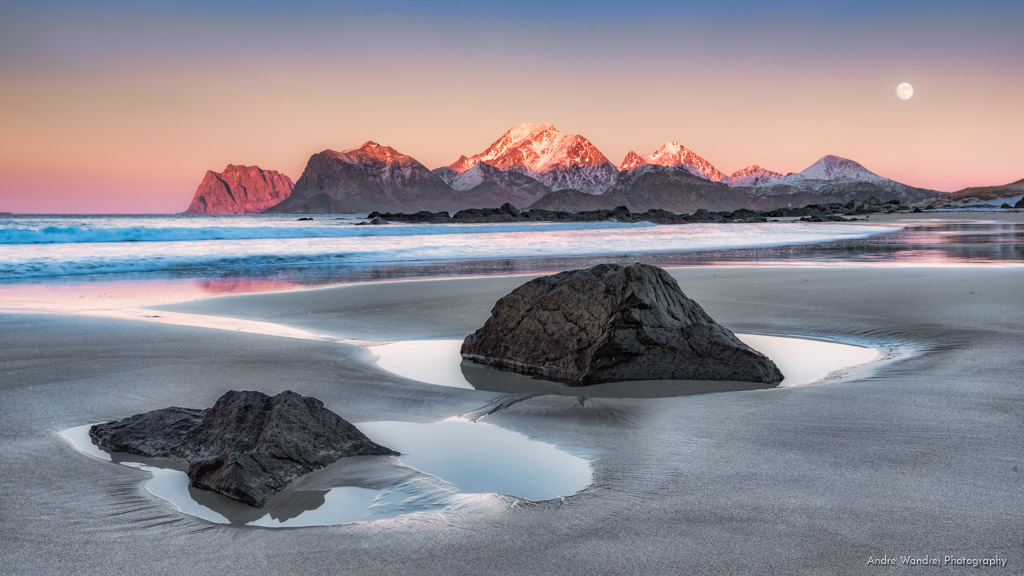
[2,266,1022,575]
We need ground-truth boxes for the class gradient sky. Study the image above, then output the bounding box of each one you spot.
[1,1,1022,213]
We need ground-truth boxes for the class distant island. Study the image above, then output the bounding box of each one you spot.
[184,122,1019,217]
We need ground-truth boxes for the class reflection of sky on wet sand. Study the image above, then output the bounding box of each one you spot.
[61,417,591,528]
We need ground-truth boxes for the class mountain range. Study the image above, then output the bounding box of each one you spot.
[442,122,617,195]
[736,155,937,202]
[185,123,944,215]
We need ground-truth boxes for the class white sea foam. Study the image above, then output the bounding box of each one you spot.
[0,220,652,244]
[0,215,902,279]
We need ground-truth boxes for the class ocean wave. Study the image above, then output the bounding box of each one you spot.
[0,221,654,245]
[0,252,366,279]
[0,223,905,280]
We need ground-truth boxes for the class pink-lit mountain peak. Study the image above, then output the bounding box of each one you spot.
[619,141,726,182]
[445,123,618,194]
[447,123,613,175]
[334,141,414,165]
[726,165,784,187]
[185,164,293,215]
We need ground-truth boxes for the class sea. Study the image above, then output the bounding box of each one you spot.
[0,214,905,280]
[0,214,1021,305]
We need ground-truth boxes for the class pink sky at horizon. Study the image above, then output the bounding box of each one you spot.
[1,7,1022,213]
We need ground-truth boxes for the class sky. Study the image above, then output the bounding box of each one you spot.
[1,0,1022,213]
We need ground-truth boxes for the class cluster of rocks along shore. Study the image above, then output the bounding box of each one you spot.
[363,197,910,226]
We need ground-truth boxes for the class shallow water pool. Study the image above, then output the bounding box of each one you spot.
[372,334,882,397]
[62,416,591,528]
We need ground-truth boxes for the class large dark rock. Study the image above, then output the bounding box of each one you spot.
[89,390,397,507]
[461,263,784,386]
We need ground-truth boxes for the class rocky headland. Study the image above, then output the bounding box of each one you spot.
[185,165,294,214]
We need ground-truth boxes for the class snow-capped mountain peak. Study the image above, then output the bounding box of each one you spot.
[740,154,938,202]
[797,155,887,183]
[444,123,617,194]
[618,141,726,182]
[449,162,488,191]
[725,165,784,187]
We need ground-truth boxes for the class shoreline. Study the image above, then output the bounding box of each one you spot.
[2,213,1023,318]
[2,214,1023,574]
[1,265,1021,574]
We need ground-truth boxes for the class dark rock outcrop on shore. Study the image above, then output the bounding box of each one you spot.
[461,263,784,387]
[89,390,397,507]
[368,197,907,226]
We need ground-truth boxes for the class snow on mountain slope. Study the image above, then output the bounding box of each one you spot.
[618,141,726,182]
[445,123,617,194]
[793,155,888,183]
[724,165,784,187]
[742,155,938,202]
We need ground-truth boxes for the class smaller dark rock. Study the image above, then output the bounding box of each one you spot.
[90,390,397,508]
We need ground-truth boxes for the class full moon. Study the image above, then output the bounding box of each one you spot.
[897,82,914,100]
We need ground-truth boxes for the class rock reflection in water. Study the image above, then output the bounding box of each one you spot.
[375,335,882,398]
[62,416,592,528]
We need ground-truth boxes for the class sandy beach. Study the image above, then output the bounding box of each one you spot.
[2,259,1022,575]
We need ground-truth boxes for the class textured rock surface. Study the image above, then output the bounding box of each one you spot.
[461,263,784,386]
[87,407,204,458]
[185,165,294,214]
[89,390,397,507]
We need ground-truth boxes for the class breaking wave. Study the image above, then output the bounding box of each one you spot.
[0,219,903,280]
[0,221,654,245]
